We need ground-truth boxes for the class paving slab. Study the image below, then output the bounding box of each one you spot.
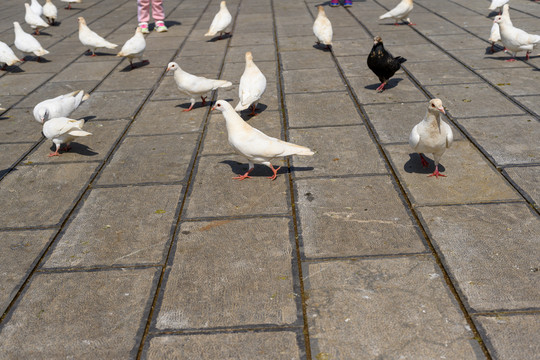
[184,153,290,218]
[0,108,44,143]
[69,89,151,120]
[476,68,540,96]
[52,61,120,82]
[129,99,206,136]
[43,185,182,268]
[155,218,297,330]
[447,49,529,70]
[288,125,388,178]
[504,166,540,208]
[0,268,158,359]
[425,83,526,118]
[96,66,165,92]
[173,54,225,77]
[304,257,483,359]
[458,115,540,166]
[0,229,55,314]
[280,50,336,71]
[279,36,324,52]
[404,60,482,85]
[363,101,464,144]
[282,67,345,93]
[229,30,276,47]
[286,91,363,128]
[97,133,199,185]
[349,75,425,104]
[385,141,521,206]
[474,314,540,360]
[221,60,277,83]
[417,203,540,312]
[146,332,302,360]
[227,44,277,62]
[0,143,34,177]
[0,73,54,96]
[26,119,128,162]
[513,95,540,117]
[295,176,426,258]
[12,80,100,110]
[0,162,98,228]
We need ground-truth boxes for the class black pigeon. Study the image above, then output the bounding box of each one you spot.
[367,36,407,92]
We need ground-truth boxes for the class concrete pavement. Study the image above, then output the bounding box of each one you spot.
[0,0,538,358]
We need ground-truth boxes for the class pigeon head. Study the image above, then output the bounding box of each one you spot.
[220,1,227,8]
[78,17,87,26]
[317,5,326,14]
[493,15,503,24]
[245,51,253,61]
[373,36,382,45]
[38,108,50,123]
[166,62,180,72]
[428,99,445,114]
[211,100,232,112]
[135,27,143,35]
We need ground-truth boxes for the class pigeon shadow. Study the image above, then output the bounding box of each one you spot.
[237,103,268,119]
[0,167,11,179]
[220,160,314,178]
[119,60,150,72]
[34,31,53,37]
[487,10,500,18]
[484,45,504,54]
[50,21,62,26]
[404,153,446,174]
[1,65,24,73]
[81,115,97,122]
[313,43,332,52]
[175,101,210,111]
[206,33,232,42]
[365,77,403,91]
[160,20,181,29]
[83,51,117,57]
[22,56,51,63]
[48,143,98,157]
[318,0,365,6]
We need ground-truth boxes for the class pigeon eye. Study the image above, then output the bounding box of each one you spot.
[431,104,435,107]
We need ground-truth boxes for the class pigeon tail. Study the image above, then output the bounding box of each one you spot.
[279,141,315,157]
[214,80,233,89]
[34,48,49,56]
[395,56,407,64]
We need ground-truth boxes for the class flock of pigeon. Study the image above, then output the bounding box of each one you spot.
[0,0,538,180]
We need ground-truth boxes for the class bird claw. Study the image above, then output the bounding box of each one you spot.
[48,152,60,157]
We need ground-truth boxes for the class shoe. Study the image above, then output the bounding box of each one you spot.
[155,21,168,32]
[330,0,340,7]
[344,0,352,6]
[139,22,149,34]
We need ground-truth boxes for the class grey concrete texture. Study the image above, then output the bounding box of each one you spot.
[0,0,539,358]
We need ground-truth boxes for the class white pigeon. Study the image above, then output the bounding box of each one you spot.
[379,0,415,26]
[24,3,49,35]
[313,6,333,48]
[30,0,43,17]
[62,0,81,10]
[78,17,118,56]
[43,0,58,25]
[0,41,21,69]
[489,0,509,13]
[235,51,267,116]
[488,4,511,53]
[494,15,540,61]
[212,100,314,180]
[166,62,232,112]
[204,1,232,39]
[33,90,90,123]
[13,22,50,59]
[117,27,147,69]
[43,117,92,157]
[409,99,453,179]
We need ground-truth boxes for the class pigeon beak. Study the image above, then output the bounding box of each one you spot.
[438,107,446,114]
[211,106,216,111]
[166,67,171,72]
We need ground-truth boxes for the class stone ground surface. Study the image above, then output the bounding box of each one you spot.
[0,0,539,358]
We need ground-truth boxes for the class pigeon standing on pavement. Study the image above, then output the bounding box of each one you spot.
[235,51,267,116]
[379,0,415,25]
[166,62,232,112]
[205,1,232,39]
[33,90,90,123]
[24,3,49,35]
[313,6,333,49]
[494,15,540,61]
[117,27,147,69]
[62,0,81,10]
[367,36,406,92]
[212,100,314,180]
[489,0,510,14]
[409,99,453,179]
[13,21,49,60]
[0,41,22,69]
[43,0,58,25]
[42,117,92,157]
[488,4,511,53]
[30,0,43,17]
[78,17,118,56]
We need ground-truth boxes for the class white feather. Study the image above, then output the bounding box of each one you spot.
[24,3,49,33]
[205,1,232,37]
[235,52,267,112]
[78,17,118,55]
[43,0,58,24]
[313,6,333,46]
[117,27,146,64]
[13,21,49,57]
[495,15,540,56]
[42,117,92,154]
[379,0,414,23]
[33,90,90,123]
[0,41,21,67]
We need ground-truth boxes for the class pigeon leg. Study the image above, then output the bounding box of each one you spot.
[1,64,6,71]
[267,164,281,180]
[62,144,72,152]
[201,96,207,106]
[526,51,530,61]
[48,144,61,157]
[249,104,258,116]
[394,22,401,26]
[428,165,446,178]
[182,99,195,112]
[505,55,516,62]
[490,43,495,53]
[65,3,72,9]
[233,167,254,180]
[34,29,40,35]
[419,154,429,168]
[376,82,386,92]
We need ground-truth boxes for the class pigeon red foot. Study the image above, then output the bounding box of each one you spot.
[267,165,281,180]
[428,165,446,178]
[233,167,253,180]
